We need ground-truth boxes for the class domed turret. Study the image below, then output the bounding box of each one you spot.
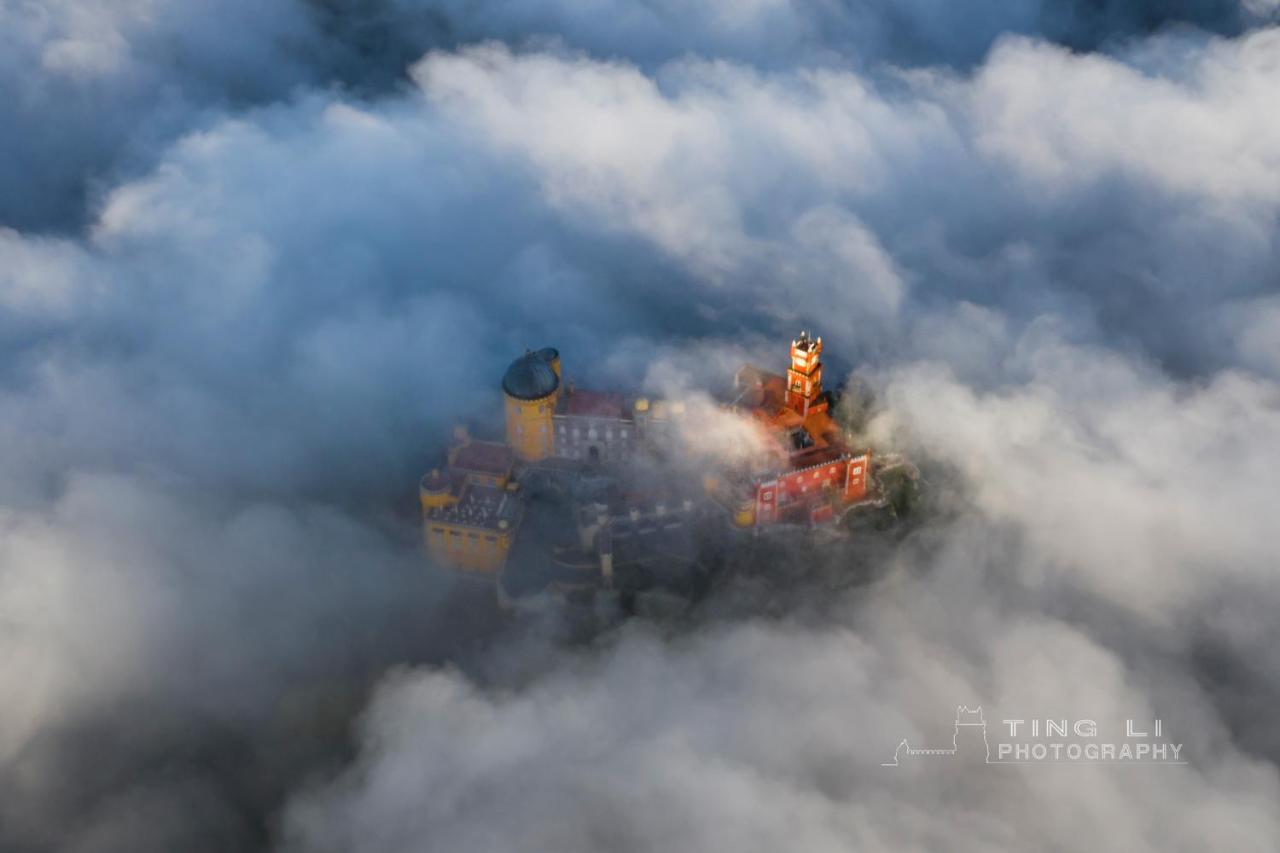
[535,347,561,379]
[502,352,560,401]
[503,348,561,460]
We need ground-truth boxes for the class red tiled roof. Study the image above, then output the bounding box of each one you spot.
[735,365,787,410]
[452,440,514,475]
[562,389,625,419]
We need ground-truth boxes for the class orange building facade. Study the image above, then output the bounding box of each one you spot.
[725,331,873,528]
[422,330,873,576]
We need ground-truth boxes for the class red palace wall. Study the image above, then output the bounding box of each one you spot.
[753,450,871,526]
[844,452,869,502]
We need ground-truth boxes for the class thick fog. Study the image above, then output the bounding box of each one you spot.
[3,1,1280,851]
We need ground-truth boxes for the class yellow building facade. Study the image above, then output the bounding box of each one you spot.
[502,349,560,461]
[419,441,522,574]
[504,395,556,461]
[423,514,517,574]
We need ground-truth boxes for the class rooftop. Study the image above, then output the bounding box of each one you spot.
[502,351,560,401]
[733,365,787,410]
[792,332,821,353]
[424,482,521,531]
[559,389,627,419]
[451,440,515,476]
[420,468,459,493]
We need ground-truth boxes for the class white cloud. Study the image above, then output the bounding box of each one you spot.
[2,6,1280,852]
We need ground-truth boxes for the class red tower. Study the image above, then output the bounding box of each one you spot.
[786,331,823,416]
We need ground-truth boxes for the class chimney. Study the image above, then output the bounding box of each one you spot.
[577,502,609,550]
[597,528,614,589]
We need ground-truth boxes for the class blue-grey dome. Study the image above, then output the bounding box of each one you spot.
[502,352,560,401]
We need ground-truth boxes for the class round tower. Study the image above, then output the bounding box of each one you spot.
[419,469,455,512]
[502,349,560,461]
[953,706,991,765]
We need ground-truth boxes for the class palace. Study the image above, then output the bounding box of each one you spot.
[500,346,679,465]
[420,331,887,586]
[710,331,874,528]
[419,439,522,573]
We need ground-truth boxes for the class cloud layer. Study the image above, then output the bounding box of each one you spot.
[3,1,1280,851]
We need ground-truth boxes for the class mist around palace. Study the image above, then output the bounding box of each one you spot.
[4,2,1280,851]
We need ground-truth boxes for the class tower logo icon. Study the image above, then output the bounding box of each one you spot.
[882,705,991,766]
[882,706,1187,766]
